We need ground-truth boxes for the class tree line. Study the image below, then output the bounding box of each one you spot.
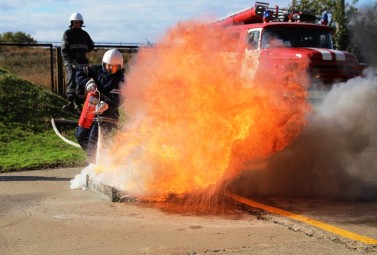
[0,31,37,44]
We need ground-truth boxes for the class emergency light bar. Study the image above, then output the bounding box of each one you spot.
[215,1,318,25]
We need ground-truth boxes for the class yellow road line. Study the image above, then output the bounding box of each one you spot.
[226,192,377,245]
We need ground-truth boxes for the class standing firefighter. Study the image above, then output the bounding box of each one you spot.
[62,12,95,111]
[75,49,126,164]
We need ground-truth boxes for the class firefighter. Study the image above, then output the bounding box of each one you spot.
[75,49,126,163]
[321,10,329,26]
[62,12,95,112]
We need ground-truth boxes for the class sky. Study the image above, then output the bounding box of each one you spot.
[0,0,374,45]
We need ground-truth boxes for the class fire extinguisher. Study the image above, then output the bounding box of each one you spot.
[78,91,99,128]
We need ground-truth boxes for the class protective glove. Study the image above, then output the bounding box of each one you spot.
[94,101,108,115]
[82,66,89,75]
[86,78,97,92]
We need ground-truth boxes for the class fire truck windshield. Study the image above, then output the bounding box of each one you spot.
[261,27,333,49]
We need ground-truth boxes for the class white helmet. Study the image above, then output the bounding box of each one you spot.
[102,49,124,68]
[69,12,84,27]
[70,12,83,22]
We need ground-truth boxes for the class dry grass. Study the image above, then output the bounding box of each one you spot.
[0,45,136,90]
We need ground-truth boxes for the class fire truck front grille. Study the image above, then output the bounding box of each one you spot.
[308,62,360,84]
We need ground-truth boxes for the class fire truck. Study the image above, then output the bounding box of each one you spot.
[216,2,365,101]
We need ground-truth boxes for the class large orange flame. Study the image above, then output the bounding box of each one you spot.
[96,20,310,200]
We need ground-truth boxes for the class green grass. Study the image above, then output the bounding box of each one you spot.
[0,67,86,172]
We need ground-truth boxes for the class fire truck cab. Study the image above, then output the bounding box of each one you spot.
[217,2,365,101]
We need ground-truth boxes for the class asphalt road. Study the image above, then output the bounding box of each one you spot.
[0,167,376,255]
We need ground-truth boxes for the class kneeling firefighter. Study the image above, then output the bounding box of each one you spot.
[75,49,126,163]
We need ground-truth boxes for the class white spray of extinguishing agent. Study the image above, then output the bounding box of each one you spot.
[95,89,103,164]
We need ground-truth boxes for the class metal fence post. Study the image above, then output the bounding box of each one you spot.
[56,47,64,97]
[49,45,54,92]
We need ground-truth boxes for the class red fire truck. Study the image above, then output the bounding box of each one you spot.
[216,1,365,101]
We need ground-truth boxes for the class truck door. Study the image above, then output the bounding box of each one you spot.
[241,29,262,81]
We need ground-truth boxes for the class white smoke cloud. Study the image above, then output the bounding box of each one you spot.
[234,68,377,201]
[70,164,94,190]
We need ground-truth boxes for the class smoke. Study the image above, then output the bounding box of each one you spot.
[348,3,377,66]
[70,164,92,190]
[233,68,377,201]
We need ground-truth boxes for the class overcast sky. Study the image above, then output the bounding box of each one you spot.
[0,0,374,45]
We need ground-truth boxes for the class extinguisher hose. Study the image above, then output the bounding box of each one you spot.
[95,89,102,163]
[51,118,81,148]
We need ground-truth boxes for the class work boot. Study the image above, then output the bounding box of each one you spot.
[74,103,82,114]
[62,100,74,110]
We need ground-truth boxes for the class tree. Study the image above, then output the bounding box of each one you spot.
[288,0,358,50]
[332,0,348,50]
[0,31,37,44]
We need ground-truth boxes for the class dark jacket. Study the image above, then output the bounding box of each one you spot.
[61,28,94,65]
[76,65,126,120]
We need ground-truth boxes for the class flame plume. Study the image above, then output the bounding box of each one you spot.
[96,20,310,200]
